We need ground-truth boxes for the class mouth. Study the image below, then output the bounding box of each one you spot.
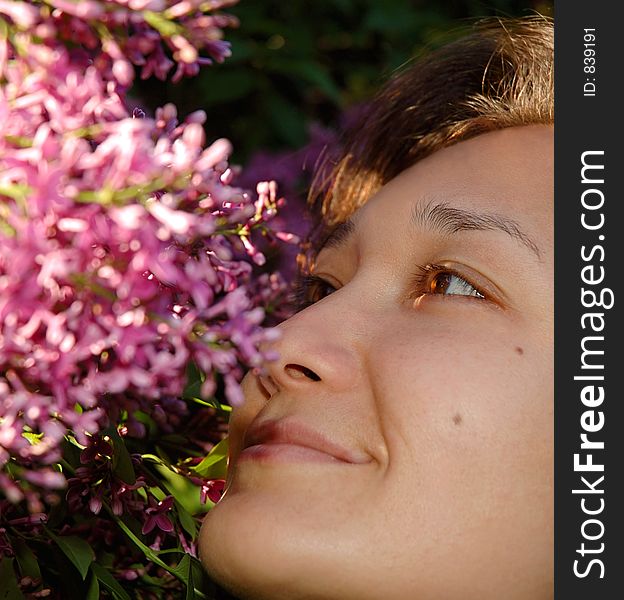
[238,418,370,465]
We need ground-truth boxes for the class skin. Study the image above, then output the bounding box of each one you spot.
[199,125,554,600]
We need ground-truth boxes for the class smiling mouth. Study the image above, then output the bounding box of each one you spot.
[238,418,370,465]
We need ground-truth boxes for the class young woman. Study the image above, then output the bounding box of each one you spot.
[199,16,554,600]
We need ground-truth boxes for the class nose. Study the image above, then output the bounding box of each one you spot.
[256,301,364,398]
[254,364,319,403]
[231,301,364,449]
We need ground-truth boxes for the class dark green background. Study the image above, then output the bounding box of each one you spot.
[134,0,553,164]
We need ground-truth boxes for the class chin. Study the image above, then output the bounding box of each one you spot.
[199,496,303,600]
[199,490,366,600]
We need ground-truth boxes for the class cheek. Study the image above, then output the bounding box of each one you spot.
[373,316,553,502]
[365,318,553,590]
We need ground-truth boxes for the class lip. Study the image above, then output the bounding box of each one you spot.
[239,418,369,465]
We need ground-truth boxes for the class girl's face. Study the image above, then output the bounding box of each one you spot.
[199,125,554,600]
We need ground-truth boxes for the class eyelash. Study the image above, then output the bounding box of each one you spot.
[291,264,486,312]
[407,263,486,302]
[291,275,337,312]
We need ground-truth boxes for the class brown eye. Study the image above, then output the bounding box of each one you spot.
[292,275,338,311]
[429,272,484,298]
[410,264,487,301]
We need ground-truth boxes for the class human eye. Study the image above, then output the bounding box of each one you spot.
[409,263,486,301]
[291,274,338,312]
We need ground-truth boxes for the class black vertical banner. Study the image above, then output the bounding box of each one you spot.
[555,2,624,599]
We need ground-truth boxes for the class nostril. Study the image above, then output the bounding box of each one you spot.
[257,373,279,399]
[284,363,321,382]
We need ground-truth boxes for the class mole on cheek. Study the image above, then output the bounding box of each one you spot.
[452,413,462,426]
[515,346,524,355]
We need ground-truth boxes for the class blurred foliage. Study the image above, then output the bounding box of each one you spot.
[134,0,553,164]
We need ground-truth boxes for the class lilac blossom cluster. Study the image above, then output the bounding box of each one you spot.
[0,0,294,534]
[0,0,238,87]
[237,105,369,281]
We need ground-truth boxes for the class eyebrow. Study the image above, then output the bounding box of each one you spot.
[318,198,541,258]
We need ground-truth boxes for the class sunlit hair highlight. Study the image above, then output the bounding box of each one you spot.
[300,15,553,272]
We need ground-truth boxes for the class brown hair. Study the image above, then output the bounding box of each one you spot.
[301,15,553,271]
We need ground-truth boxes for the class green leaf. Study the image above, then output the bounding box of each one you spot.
[166,555,210,599]
[191,437,229,479]
[159,433,190,446]
[86,570,100,600]
[47,531,95,580]
[182,381,202,398]
[14,539,41,580]
[110,429,136,485]
[151,462,202,514]
[110,514,169,571]
[0,557,25,600]
[189,555,211,600]
[141,453,170,469]
[155,444,173,465]
[185,360,204,387]
[170,554,191,589]
[182,380,203,400]
[90,564,131,600]
[185,558,195,600]
[110,514,201,590]
[175,500,198,539]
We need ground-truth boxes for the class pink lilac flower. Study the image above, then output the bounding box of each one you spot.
[0,0,240,88]
[0,0,291,513]
[0,6,298,592]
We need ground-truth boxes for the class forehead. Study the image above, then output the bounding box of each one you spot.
[359,126,551,236]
